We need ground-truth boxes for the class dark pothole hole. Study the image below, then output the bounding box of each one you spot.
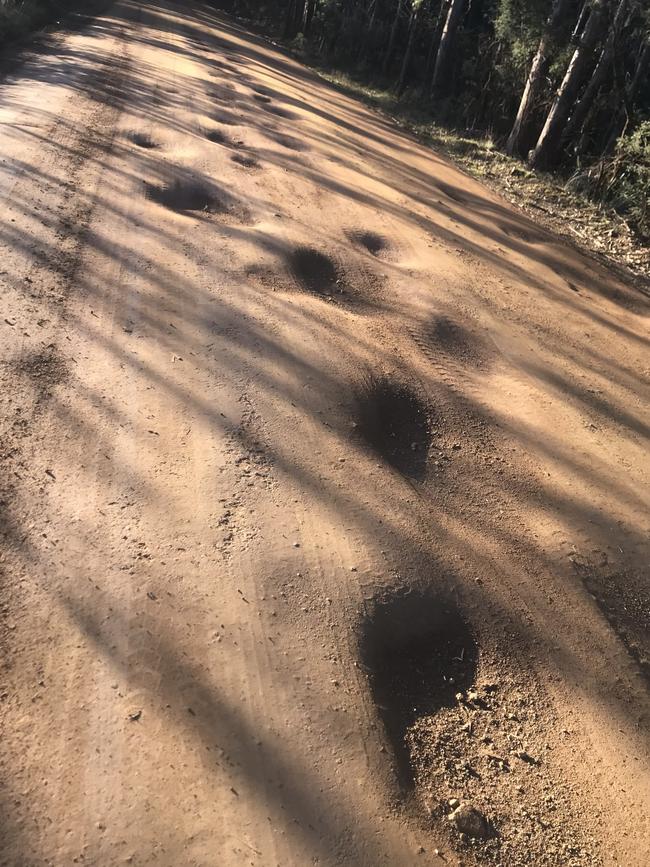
[347,229,390,258]
[285,247,341,297]
[231,153,260,169]
[144,179,223,213]
[356,375,432,479]
[360,588,478,790]
[127,131,158,149]
[206,129,231,145]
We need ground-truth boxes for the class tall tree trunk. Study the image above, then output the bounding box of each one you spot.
[361,0,379,61]
[426,0,449,87]
[383,0,405,74]
[602,37,650,153]
[303,0,316,35]
[284,0,305,38]
[431,0,466,98]
[505,0,573,157]
[562,0,628,149]
[397,4,421,96]
[529,0,609,169]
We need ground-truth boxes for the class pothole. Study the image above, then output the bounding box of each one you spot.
[143,175,250,221]
[498,221,541,244]
[360,588,478,790]
[262,103,297,120]
[212,109,242,126]
[269,132,309,152]
[360,588,602,865]
[13,346,69,401]
[126,131,158,150]
[436,182,466,204]
[205,129,231,146]
[424,316,490,368]
[355,374,432,478]
[347,229,393,259]
[231,153,260,170]
[285,247,341,297]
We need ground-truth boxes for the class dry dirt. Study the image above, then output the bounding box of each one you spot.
[0,2,649,866]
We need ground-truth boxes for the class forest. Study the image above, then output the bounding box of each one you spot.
[222,0,650,243]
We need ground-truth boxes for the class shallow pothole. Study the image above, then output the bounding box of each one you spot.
[424,316,490,368]
[205,129,231,145]
[13,346,69,401]
[231,153,260,170]
[268,132,309,152]
[126,131,158,150]
[347,229,392,259]
[262,103,297,120]
[498,221,541,244]
[355,374,432,478]
[143,175,249,221]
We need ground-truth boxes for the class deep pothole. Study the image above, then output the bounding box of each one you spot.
[285,247,341,297]
[360,588,478,790]
[360,588,600,865]
[355,374,432,478]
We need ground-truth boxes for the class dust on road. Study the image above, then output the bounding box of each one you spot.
[0,2,648,865]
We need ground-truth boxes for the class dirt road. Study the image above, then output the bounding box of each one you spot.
[0,2,648,865]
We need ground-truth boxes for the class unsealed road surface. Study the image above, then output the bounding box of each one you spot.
[0,2,649,866]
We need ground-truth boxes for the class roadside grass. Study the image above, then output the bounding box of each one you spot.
[0,0,56,43]
[0,0,92,48]
[316,67,649,286]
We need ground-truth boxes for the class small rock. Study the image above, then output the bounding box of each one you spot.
[449,798,460,809]
[451,803,490,839]
[516,750,538,764]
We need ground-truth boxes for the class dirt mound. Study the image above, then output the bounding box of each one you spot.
[355,374,432,478]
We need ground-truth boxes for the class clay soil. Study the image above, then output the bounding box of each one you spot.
[0,2,648,866]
